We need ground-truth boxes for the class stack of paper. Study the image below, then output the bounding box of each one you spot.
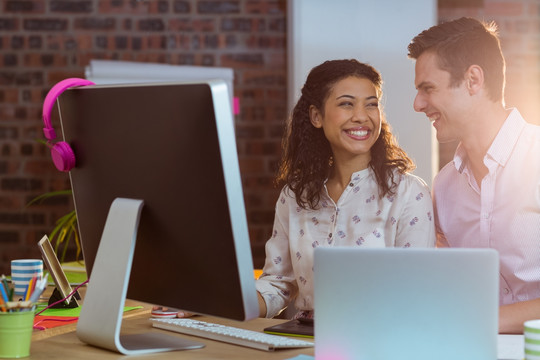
[84,60,235,111]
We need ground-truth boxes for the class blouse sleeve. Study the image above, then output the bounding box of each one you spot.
[394,175,436,248]
[255,188,299,318]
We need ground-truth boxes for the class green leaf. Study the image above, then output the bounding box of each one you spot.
[26,190,73,207]
[27,190,81,263]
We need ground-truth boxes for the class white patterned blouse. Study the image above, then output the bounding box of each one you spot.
[256,167,436,318]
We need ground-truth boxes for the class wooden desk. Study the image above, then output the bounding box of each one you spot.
[29,300,314,359]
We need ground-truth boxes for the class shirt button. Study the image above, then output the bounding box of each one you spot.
[329,233,332,238]
[349,183,354,187]
[481,213,489,219]
[504,288,510,295]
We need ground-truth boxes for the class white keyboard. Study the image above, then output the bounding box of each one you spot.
[150,318,314,351]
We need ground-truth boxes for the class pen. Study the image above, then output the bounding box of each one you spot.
[28,277,48,304]
[0,275,11,301]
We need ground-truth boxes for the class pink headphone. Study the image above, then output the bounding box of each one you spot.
[42,78,95,172]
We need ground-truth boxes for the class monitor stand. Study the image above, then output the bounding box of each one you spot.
[76,198,205,355]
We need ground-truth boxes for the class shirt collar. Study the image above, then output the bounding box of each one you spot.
[452,108,525,172]
[486,108,525,167]
[324,167,371,185]
[453,143,468,174]
[350,167,371,182]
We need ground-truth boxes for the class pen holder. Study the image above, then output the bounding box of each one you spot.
[47,287,80,309]
[0,310,35,358]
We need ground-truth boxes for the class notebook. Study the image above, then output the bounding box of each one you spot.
[264,317,314,338]
[314,247,499,360]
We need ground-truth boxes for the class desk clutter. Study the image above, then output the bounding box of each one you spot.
[0,238,534,360]
[0,270,47,358]
[1,273,47,313]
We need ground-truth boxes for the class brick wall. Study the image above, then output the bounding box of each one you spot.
[0,0,538,275]
[0,0,287,274]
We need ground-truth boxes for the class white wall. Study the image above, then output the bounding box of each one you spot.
[288,0,438,185]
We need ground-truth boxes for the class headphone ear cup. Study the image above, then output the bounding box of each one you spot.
[50,141,76,172]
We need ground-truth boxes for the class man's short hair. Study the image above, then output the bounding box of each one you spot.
[408,17,505,103]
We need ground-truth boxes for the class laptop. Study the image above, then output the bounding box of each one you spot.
[314,247,499,360]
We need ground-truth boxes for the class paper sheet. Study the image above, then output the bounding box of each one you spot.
[498,334,524,359]
[33,306,143,330]
[85,59,235,110]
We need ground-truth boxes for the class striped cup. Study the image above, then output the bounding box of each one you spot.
[10,259,43,297]
[525,319,540,360]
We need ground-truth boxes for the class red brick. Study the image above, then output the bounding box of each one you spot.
[47,71,86,84]
[245,35,286,49]
[168,18,216,32]
[1,88,19,103]
[23,53,68,67]
[0,195,25,209]
[98,0,149,15]
[24,160,54,175]
[485,2,524,16]
[3,0,46,14]
[245,1,286,15]
[76,35,94,50]
[238,158,265,174]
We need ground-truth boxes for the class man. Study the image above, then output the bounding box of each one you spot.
[408,17,540,334]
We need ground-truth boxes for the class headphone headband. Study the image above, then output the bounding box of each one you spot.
[42,77,95,172]
[42,78,95,140]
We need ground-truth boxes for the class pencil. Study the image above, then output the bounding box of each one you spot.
[0,282,9,305]
[30,274,37,295]
[0,290,7,312]
[24,276,35,302]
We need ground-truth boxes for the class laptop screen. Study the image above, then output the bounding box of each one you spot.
[314,247,498,360]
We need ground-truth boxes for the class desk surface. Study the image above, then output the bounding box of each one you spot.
[30,299,314,359]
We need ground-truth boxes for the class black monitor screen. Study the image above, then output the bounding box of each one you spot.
[58,81,258,321]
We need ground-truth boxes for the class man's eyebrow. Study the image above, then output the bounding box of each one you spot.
[416,81,430,90]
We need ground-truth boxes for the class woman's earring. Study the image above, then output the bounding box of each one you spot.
[328,156,334,167]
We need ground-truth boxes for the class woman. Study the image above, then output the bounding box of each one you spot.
[255,59,436,319]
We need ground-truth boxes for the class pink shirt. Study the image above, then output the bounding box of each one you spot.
[433,108,540,306]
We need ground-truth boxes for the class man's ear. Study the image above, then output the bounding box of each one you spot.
[465,65,484,95]
[309,105,322,128]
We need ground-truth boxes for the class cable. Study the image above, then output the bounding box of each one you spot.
[33,279,89,330]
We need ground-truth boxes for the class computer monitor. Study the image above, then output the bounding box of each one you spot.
[55,80,259,354]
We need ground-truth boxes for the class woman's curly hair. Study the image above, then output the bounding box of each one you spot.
[276,59,415,210]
